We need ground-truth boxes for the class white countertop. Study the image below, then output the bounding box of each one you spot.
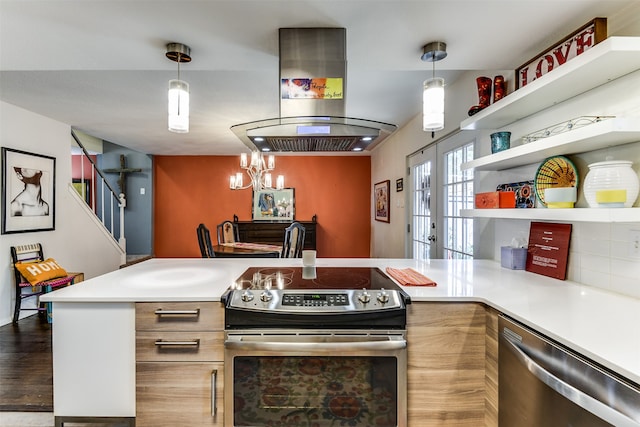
[42,257,640,384]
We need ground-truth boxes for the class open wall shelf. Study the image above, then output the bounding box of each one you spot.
[461,118,640,171]
[461,208,640,223]
[460,37,640,131]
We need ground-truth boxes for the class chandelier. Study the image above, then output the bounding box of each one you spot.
[229,152,284,191]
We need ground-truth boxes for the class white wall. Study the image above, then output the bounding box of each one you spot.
[1,101,124,325]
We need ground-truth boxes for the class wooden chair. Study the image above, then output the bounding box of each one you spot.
[11,244,76,323]
[196,223,215,258]
[216,220,239,244]
[281,222,306,258]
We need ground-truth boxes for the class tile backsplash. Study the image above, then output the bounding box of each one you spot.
[495,220,640,299]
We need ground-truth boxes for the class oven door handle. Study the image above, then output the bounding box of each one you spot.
[225,335,406,352]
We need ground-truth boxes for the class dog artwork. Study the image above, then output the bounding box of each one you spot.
[10,167,50,217]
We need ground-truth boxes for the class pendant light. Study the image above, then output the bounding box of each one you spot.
[421,41,447,134]
[166,43,191,133]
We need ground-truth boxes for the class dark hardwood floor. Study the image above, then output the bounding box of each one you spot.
[0,315,53,412]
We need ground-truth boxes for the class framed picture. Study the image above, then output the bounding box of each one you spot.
[396,178,403,192]
[72,179,91,205]
[2,147,56,234]
[374,180,390,223]
[252,188,295,221]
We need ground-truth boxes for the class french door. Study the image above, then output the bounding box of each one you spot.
[409,145,437,260]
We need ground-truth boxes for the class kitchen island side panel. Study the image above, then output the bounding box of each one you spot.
[52,302,136,416]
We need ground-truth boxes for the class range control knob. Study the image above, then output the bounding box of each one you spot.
[358,288,371,304]
[260,290,273,302]
[377,288,390,304]
[241,290,254,302]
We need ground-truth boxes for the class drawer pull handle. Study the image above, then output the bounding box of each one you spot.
[154,309,200,317]
[154,339,200,347]
[211,369,217,416]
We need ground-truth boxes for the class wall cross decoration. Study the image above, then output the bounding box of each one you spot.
[103,154,142,197]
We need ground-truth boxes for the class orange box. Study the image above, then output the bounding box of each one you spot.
[475,191,516,209]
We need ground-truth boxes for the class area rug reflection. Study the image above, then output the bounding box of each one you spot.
[233,356,397,426]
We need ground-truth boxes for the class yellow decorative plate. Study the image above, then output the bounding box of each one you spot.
[534,156,578,206]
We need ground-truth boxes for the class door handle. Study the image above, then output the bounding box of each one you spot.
[502,330,640,426]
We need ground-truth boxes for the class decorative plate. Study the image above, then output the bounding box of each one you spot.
[534,156,578,206]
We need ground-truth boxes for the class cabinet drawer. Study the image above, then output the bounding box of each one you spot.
[137,361,223,426]
[136,331,224,362]
[136,302,223,331]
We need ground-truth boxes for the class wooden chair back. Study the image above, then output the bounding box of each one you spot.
[196,223,215,258]
[281,222,306,258]
[216,220,239,244]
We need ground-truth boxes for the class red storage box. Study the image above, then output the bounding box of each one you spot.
[475,191,516,208]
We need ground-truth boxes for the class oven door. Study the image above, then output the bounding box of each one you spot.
[225,330,407,427]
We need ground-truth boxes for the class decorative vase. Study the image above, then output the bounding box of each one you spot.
[490,131,511,154]
[583,160,639,208]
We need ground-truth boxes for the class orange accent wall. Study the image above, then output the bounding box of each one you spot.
[153,155,371,258]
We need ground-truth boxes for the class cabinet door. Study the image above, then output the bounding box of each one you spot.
[136,362,223,427]
[407,302,488,426]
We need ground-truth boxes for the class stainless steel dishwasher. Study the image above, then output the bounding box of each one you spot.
[499,315,640,426]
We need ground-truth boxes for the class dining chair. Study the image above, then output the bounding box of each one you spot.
[196,223,215,258]
[216,220,240,244]
[281,222,306,258]
[11,243,76,323]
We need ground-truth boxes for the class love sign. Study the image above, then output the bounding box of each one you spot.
[516,18,607,89]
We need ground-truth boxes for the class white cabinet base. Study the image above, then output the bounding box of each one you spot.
[52,302,136,417]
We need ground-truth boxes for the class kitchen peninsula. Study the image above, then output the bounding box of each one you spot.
[42,258,640,426]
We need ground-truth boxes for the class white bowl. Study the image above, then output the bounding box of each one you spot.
[544,187,577,207]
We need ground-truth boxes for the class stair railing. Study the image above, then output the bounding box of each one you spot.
[71,130,126,252]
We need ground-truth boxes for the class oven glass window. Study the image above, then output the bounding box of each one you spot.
[233,356,398,426]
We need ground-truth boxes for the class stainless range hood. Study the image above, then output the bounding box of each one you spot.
[231,28,397,152]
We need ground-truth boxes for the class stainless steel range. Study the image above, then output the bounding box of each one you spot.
[223,267,410,427]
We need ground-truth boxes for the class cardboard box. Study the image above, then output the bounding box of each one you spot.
[475,191,516,208]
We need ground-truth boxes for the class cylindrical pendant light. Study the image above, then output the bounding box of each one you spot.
[421,42,447,133]
[423,77,444,131]
[168,79,189,133]
[166,43,191,134]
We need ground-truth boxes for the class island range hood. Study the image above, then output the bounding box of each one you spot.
[231,28,397,152]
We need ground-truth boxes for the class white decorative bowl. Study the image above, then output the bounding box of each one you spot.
[583,160,639,208]
[544,187,577,208]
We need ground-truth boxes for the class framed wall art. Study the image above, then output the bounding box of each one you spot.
[252,188,295,221]
[2,147,56,234]
[72,178,91,205]
[374,180,390,223]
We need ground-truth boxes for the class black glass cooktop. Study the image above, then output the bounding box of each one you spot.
[233,267,403,292]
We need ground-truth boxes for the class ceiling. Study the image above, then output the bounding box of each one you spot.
[0,0,636,156]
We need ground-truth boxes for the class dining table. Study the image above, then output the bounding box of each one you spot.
[212,242,282,258]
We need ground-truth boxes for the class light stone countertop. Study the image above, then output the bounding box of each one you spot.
[42,257,640,384]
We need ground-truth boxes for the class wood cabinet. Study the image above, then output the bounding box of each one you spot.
[234,216,317,250]
[406,302,498,427]
[135,302,224,427]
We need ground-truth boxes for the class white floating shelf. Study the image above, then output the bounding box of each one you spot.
[461,208,640,223]
[460,37,640,131]
[461,118,640,171]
